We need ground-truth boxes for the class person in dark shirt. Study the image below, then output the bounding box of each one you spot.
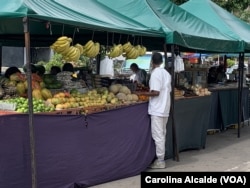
[207,66,217,84]
[216,64,226,83]
[130,63,147,86]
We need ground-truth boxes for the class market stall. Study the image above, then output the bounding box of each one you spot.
[180,0,250,136]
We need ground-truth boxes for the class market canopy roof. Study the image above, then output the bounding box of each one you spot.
[146,0,244,53]
[180,0,250,52]
[0,0,245,53]
[0,0,167,48]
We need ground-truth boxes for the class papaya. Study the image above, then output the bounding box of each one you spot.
[16,72,26,81]
[41,88,53,100]
[16,82,26,96]
[32,89,43,100]
[32,81,41,90]
[32,73,42,82]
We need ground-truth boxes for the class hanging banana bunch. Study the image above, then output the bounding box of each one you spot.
[50,36,86,62]
[74,43,84,55]
[122,41,133,53]
[126,46,140,59]
[50,36,72,54]
[135,45,147,56]
[62,46,81,62]
[140,45,147,56]
[82,40,100,58]
[108,44,123,58]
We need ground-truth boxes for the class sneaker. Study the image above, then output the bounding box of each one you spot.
[148,160,166,169]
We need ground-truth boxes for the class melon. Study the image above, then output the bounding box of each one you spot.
[109,84,120,94]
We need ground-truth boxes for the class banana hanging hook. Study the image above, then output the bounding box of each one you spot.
[91,30,95,41]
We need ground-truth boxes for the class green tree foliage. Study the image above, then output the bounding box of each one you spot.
[171,0,250,23]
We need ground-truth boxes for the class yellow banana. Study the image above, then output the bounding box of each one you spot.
[93,42,100,56]
[74,43,84,54]
[70,48,81,62]
[117,44,123,56]
[64,46,77,58]
[122,42,132,53]
[68,47,79,59]
[56,41,70,53]
[53,39,69,47]
[122,41,131,49]
[60,45,72,56]
[84,40,94,51]
[134,45,143,56]
[126,47,138,59]
[140,46,147,56]
[82,46,87,56]
[85,46,95,58]
[135,45,141,51]
[87,43,99,58]
[109,45,117,58]
[67,37,73,43]
[57,36,69,41]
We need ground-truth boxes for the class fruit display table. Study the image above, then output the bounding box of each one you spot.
[0,102,155,188]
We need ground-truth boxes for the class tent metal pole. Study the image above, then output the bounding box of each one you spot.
[23,17,37,188]
[0,46,2,75]
[169,44,179,161]
[237,53,244,138]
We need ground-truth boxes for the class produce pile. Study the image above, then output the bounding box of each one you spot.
[0,82,147,114]
[48,84,141,111]
[0,71,63,100]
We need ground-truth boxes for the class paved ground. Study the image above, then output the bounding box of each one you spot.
[90,122,250,188]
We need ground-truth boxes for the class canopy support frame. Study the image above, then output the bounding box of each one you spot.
[23,16,37,188]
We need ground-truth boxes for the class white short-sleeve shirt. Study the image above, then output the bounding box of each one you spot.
[148,67,171,117]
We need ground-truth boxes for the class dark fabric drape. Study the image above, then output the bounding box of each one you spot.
[0,103,155,188]
[208,87,249,130]
[165,95,212,159]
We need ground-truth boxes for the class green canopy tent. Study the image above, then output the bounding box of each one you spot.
[180,0,250,138]
[0,0,168,48]
[180,0,250,52]
[145,0,244,53]
[1,0,245,52]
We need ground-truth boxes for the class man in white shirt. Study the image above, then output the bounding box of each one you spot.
[136,52,171,169]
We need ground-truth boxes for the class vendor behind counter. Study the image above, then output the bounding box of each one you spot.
[208,65,226,84]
